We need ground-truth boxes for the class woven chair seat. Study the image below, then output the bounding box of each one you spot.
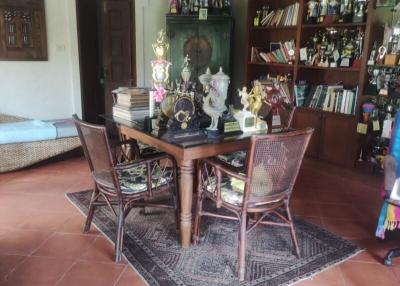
[93,164,174,195]
[217,151,247,169]
[205,176,245,206]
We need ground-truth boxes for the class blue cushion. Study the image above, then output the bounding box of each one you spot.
[0,120,57,144]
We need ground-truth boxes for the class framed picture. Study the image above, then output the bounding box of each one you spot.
[199,8,208,20]
[269,42,282,52]
[0,0,48,61]
[376,0,397,7]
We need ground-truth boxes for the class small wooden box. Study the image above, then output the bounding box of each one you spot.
[384,54,399,66]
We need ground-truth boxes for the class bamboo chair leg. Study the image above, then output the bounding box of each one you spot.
[238,212,248,281]
[115,204,125,263]
[83,187,99,233]
[285,201,300,258]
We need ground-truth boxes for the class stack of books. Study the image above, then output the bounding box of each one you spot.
[295,83,358,115]
[260,3,300,27]
[251,40,295,64]
[112,88,149,123]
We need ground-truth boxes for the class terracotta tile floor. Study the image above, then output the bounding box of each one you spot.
[0,156,399,285]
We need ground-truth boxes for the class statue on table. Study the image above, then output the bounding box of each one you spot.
[248,80,264,117]
[202,67,230,131]
[238,87,249,111]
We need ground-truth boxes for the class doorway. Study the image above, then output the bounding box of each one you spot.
[76,0,136,124]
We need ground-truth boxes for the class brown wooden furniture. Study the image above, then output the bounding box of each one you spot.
[104,115,271,248]
[73,115,179,262]
[193,128,313,281]
[245,0,377,167]
[0,0,47,61]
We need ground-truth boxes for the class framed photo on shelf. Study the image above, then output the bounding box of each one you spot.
[269,42,281,52]
[376,0,398,7]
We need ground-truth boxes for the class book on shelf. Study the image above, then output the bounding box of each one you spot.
[250,40,295,64]
[259,3,299,27]
[295,83,358,115]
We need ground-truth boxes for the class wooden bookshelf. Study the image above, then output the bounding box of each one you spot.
[245,0,377,167]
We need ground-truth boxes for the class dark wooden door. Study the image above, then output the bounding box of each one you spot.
[102,0,134,116]
[76,0,102,123]
[292,108,321,158]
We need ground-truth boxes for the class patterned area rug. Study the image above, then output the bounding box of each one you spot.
[66,191,362,286]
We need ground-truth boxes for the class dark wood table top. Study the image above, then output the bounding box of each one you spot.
[103,114,273,160]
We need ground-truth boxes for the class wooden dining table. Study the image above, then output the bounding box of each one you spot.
[105,115,268,248]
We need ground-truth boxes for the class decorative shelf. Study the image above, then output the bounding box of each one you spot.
[298,65,361,72]
[302,22,367,28]
[250,25,297,31]
[247,62,294,68]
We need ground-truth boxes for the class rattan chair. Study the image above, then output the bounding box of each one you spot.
[217,107,296,172]
[193,128,313,281]
[73,115,179,262]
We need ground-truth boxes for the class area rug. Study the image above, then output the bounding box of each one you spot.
[66,191,362,286]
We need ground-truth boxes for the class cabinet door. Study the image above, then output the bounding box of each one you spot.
[292,108,321,158]
[320,113,357,166]
[167,21,198,83]
[197,19,232,76]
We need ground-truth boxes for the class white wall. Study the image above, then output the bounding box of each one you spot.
[135,0,169,87]
[0,0,81,120]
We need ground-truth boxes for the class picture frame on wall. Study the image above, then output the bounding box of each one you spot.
[376,0,398,7]
[0,0,48,61]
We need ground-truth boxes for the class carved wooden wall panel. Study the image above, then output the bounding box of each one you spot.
[0,0,47,60]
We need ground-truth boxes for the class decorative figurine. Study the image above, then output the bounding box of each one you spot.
[238,87,249,111]
[202,67,230,133]
[247,80,264,118]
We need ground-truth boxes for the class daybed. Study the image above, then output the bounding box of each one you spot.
[0,114,81,173]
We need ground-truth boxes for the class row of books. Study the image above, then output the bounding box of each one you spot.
[295,83,358,115]
[251,40,295,64]
[260,3,299,27]
[112,87,149,122]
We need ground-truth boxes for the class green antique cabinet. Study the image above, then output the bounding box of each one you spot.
[166,15,233,85]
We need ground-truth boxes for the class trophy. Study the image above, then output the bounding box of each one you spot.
[376,45,387,65]
[368,41,377,66]
[340,0,354,23]
[318,0,328,23]
[352,0,366,23]
[306,0,319,24]
[146,30,172,132]
[326,0,340,24]
[170,0,178,14]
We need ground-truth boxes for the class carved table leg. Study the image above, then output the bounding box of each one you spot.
[179,159,194,248]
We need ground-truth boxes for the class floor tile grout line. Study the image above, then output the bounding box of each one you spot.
[53,258,80,286]
[2,231,57,282]
[113,264,129,286]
